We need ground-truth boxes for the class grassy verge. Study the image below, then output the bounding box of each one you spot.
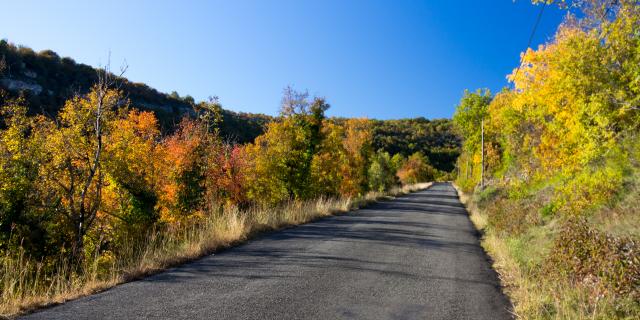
[454,183,640,319]
[0,182,431,318]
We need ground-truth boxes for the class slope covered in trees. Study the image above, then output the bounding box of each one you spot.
[0,40,271,142]
[454,1,640,318]
[0,40,460,163]
[371,118,459,172]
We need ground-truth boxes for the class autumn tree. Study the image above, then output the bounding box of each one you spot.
[368,150,397,192]
[159,118,217,223]
[207,144,249,207]
[397,152,435,185]
[34,68,127,262]
[340,118,373,197]
[244,88,330,204]
[310,121,347,196]
[0,97,55,257]
[455,0,640,198]
[101,110,162,245]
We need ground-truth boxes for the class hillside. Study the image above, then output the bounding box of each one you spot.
[0,40,460,169]
[0,40,271,143]
[371,118,459,172]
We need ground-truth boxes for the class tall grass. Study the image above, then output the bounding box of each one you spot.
[0,183,431,317]
[454,183,640,319]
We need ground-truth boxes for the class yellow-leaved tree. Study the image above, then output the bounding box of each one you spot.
[35,83,126,263]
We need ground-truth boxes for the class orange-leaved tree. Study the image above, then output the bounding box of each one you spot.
[102,109,163,246]
[397,152,435,185]
[340,118,373,197]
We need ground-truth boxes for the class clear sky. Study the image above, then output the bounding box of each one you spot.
[1,1,566,119]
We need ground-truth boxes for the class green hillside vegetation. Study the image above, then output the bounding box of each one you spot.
[454,1,640,318]
[371,118,460,172]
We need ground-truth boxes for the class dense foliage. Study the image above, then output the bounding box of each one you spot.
[0,78,440,271]
[371,118,460,172]
[455,0,640,317]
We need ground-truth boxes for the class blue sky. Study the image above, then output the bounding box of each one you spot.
[1,1,565,119]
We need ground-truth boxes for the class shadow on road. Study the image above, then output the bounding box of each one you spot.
[145,182,503,295]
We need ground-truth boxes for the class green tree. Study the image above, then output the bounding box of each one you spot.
[245,88,330,204]
[452,89,491,153]
[368,151,397,192]
[452,89,492,187]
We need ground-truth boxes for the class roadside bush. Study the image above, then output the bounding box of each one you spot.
[485,198,528,236]
[474,185,500,206]
[397,152,436,185]
[548,219,640,302]
[555,167,624,215]
[455,176,476,193]
[368,150,397,192]
[484,194,544,237]
[539,201,559,219]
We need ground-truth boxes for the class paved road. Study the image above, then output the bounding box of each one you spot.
[23,182,512,320]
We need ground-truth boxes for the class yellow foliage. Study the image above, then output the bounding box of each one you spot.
[310,122,346,196]
[555,166,624,214]
[339,118,373,197]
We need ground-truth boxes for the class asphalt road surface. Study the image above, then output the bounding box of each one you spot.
[23,182,512,320]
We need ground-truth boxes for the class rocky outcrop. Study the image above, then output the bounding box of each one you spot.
[0,78,43,95]
[23,69,37,79]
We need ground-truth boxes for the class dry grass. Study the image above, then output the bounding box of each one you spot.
[591,181,640,239]
[453,184,487,231]
[0,182,431,318]
[454,183,556,319]
[454,183,640,319]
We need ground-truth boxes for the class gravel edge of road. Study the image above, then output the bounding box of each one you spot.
[451,183,516,319]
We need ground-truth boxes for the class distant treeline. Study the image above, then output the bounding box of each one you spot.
[0,40,460,170]
[371,118,459,172]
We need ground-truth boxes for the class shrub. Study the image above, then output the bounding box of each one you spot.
[548,219,640,301]
[368,151,397,192]
[484,193,546,237]
[555,167,624,215]
[475,185,500,205]
[397,152,436,185]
